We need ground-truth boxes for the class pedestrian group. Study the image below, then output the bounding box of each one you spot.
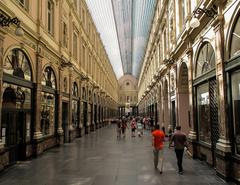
[116,116,190,175]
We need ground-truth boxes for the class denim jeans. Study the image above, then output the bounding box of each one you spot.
[175,149,184,172]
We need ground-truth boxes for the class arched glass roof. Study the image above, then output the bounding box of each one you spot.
[87,0,157,79]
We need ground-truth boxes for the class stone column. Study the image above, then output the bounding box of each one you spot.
[0,33,5,148]
[57,67,63,143]
[212,4,231,178]
[33,53,43,140]
[78,94,82,137]
[68,68,73,141]
[186,43,196,135]
[167,72,171,131]
[96,94,99,129]
[186,41,197,157]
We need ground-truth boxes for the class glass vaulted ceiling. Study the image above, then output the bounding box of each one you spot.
[112,0,156,77]
[87,0,156,78]
[132,0,156,77]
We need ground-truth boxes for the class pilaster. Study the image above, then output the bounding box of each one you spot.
[33,53,43,140]
[186,42,197,140]
[57,67,64,141]
[211,3,231,179]
[211,13,231,153]
[68,68,73,141]
[0,33,5,147]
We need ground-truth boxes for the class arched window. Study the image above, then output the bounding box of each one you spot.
[72,82,78,97]
[41,67,56,89]
[4,48,32,81]
[230,15,240,57]
[195,42,215,77]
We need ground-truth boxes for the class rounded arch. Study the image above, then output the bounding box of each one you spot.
[3,47,33,81]
[41,66,57,89]
[3,45,34,75]
[225,1,240,60]
[194,41,215,78]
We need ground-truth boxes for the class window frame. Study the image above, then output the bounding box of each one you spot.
[16,0,29,11]
[47,0,54,35]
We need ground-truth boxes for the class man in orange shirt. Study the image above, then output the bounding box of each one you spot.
[152,124,165,174]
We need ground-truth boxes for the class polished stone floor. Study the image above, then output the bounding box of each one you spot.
[0,125,234,185]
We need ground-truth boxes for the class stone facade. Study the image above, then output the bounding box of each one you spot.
[0,0,118,171]
[138,0,240,183]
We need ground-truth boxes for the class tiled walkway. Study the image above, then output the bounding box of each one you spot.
[0,125,233,185]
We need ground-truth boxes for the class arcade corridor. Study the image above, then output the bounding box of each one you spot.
[0,125,232,185]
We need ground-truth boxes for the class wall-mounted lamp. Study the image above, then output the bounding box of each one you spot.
[0,13,24,36]
[190,5,217,28]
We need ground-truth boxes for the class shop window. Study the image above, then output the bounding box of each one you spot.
[231,70,240,154]
[41,67,56,89]
[195,42,215,77]
[72,100,78,128]
[41,66,56,136]
[40,92,55,135]
[4,48,32,81]
[2,83,31,110]
[197,83,211,144]
[230,15,240,57]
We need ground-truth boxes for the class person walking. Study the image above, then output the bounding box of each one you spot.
[121,117,128,137]
[131,118,137,137]
[152,124,165,174]
[169,125,187,175]
[116,119,122,139]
